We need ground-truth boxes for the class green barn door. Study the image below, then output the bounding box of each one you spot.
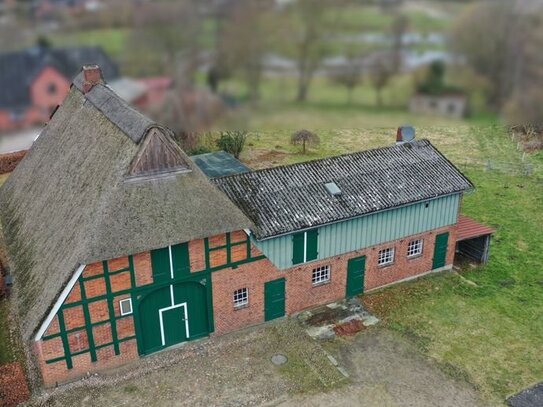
[432,232,449,269]
[346,255,366,297]
[138,281,210,355]
[264,278,286,321]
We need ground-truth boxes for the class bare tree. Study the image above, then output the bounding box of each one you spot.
[291,129,320,154]
[127,0,203,79]
[450,0,517,111]
[504,10,543,127]
[330,52,363,104]
[390,14,409,74]
[219,1,275,103]
[370,56,393,107]
[278,0,334,102]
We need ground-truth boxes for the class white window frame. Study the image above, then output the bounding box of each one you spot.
[312,265,331,286]
[119,298,133,316]
[233,288,249,308]
[378,247,395,266]
[407,239,423,257]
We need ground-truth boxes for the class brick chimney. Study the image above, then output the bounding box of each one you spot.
[82,65,103,94]
[396,127,403,143]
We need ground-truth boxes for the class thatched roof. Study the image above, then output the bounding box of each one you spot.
[0,71,252,342]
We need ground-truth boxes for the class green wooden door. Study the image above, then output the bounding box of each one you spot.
[161,305,188,348]
[346,255,366,297]
[138,281,210,355]
[151,243,190,283]
[432,232,449,269]
[264,278,286,321]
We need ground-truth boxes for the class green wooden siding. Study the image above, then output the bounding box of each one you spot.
[254,194,461,270]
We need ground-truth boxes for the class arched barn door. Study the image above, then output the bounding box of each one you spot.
[137,281,210,355]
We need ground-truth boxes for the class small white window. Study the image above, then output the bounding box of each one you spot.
[119,298,133,316]
[312,265,331,286]
[378,247,395,266]
[407,239,423,257]
[233,288,249,308]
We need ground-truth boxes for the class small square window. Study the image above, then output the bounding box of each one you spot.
[119,298,133,316]
[233,288,249,308]
[407,239,423,257]
[312,265,331,286]
[378,247,395,266]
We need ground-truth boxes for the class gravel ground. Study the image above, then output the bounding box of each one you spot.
[30,320,346,407]
[28,320,486,407]
[282,327,488,407]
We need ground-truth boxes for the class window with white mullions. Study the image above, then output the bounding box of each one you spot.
[233,288,249,308]
[119,298,133,316]
[312,265,330,286]
[407,239,423,257]
[378,247,395,266]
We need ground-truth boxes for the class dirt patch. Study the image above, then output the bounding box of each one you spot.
[244,149,290,169]
[306,307,351,326]
[281,328,487,407]
[0,362,30,406]
[333,320,365,337]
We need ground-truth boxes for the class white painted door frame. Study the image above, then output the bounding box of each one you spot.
[158,301,190,347]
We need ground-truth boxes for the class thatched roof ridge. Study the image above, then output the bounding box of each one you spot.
[0,78,252,342]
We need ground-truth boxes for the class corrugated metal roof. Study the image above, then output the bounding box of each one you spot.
[456,215,495,241]
[214,139,474,240]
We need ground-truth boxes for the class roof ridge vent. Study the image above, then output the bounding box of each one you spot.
[324,181,342,196]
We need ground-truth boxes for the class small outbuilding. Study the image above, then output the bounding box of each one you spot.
[455,215,496,264]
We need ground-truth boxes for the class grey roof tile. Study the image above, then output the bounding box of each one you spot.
[213,140,473,239]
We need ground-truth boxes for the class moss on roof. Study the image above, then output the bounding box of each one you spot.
[0,78,252,342]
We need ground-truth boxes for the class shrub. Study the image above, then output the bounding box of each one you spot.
[0,363,30,406]
[216,131,248,159]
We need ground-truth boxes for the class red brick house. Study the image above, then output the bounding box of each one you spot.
[0,46,118,132]
[0,66,494,387]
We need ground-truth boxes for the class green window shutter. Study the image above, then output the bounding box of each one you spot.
[306,229,319,261]
[151,247,170,283]
[172,242,190,278]
[292,232,305,265]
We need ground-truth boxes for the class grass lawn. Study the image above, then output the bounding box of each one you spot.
[363,167,543,404]
[217,104,542,404]
[49,28,129,59]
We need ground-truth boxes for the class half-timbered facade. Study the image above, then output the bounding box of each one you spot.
[0,66,492,387]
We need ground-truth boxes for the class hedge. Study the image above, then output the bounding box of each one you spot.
[0,363,30,406]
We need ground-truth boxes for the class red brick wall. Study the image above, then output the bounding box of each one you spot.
[34,226,456,386]
[30,66,70,113]
[36,254,153,387]
[212,225,456,336]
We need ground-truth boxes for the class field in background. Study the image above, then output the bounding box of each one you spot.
[216,111,542,404]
